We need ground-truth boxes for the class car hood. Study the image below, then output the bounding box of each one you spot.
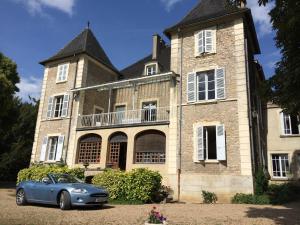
[67,183,107,193]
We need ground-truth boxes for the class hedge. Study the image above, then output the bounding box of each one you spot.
[231,193,270,205]
[92,168,162,203]
[17,165,84,184]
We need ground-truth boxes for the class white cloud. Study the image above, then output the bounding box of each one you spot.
[160,0,184,11]
[16,76,42,101]
[247,0,275,36]
[12,0,76,16]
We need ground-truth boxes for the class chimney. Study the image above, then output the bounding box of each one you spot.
[152,34,165,60]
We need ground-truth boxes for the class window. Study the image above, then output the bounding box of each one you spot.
[272,154,289,178]
[194,124,226,162]
[115,105,126,124]
[195,27,216,56]
[197,70,215,101]
[142,101,157,122]
[47,137,58,161]
[135,130,166,164]
[56,63,69,82]
[54,96,64,118]
[145,64,157,76]
[39,135,64,162]
[77,134,102,164]
[187,68,225,103]
[281,112,300,135]
[47,94,70,119]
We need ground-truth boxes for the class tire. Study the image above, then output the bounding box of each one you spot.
[16,188,27,206]
[59,191,72,210]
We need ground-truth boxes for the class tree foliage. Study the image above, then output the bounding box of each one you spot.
[0,52,38,181]
[236,0,300,113]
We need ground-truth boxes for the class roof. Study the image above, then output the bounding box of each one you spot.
[40,28,118,73]
[164,0,260,53]
[121,46,171,79]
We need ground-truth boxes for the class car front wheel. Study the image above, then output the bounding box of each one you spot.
[59,191,72,210]
[16,189,27,206]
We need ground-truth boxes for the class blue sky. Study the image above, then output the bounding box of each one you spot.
[0,0,280,101]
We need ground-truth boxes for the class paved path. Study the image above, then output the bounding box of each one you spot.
[1,188,299,225]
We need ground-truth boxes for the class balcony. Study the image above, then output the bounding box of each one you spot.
[77,107,170,129]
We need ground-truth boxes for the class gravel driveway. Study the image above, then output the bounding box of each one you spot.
[1,188,299,225]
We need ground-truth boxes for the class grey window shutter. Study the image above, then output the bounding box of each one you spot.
[47,97,54,119]
[198,31,204,54]
[197,126,204,160]
[187,72,196,102]
[55,135,64,161]
[216,125,226,160]
[40,136,48,161]
[61,94,70,117]
[205,30,213,52]
[215,68,225,99]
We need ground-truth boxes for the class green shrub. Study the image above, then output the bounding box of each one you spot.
[231,193,270,205]
[268,183,300,205]
[202,190,218,204]
[17,165,84,184]
[92,168,162,203]
[254,167,269,195]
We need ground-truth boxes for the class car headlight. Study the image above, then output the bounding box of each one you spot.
[71,188,87,193]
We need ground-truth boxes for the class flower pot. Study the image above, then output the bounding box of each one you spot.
[145,222,167,225]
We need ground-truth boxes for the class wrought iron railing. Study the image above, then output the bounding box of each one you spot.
[77,107,170,128]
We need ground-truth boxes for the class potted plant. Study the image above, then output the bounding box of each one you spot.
[145,206,167,225]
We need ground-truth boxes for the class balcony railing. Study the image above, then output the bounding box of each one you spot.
[77,107,170,129]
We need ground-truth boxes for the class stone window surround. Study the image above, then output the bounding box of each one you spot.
[270,153,290,180]
[46,92,69,121]
[44,132,62,163]
[144,62,159,76]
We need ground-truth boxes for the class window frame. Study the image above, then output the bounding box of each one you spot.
[144,63,158,76]
[46,136,59,162]
[53,95,64,118]
[196,70,216,101]
[280,112,300,135]
[271,154,289,178]
[56,63,69,83]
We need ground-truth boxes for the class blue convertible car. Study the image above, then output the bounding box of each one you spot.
[16,173,109,210]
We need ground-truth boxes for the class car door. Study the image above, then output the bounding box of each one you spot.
[31,178,55,203]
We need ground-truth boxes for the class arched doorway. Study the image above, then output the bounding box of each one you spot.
[134,130,166,164]
[77,134,102,164]
[107,132,128,170]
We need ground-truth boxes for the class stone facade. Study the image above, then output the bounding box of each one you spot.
[31,7,267,203]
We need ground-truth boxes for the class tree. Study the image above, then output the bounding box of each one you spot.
[0,52,39,181]
[237,0,300,114]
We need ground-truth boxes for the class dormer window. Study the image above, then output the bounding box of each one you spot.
[195,27,216,56]
[56,63,69,82]
[145,64,157,76]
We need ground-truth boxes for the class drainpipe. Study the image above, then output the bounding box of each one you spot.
[64,57,79,164]
[177,27,183,202]
[244,39,256,179]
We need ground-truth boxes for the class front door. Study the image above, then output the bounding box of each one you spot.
[108,142,127,170]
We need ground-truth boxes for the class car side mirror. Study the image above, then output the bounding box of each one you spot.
[42,177,51,184]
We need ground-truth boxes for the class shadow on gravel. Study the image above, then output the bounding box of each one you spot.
[24,203,114,211]
[246,202,300,225]
[0,182,16,189]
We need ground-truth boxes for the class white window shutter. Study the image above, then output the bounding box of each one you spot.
[187,72,196,102]
[212,27,217,53]
[61,94,70,117]
[198,31,204,54]
[197,126,204,161]
[40,136,48,161]
[215,68,225,99]
[55,135,64,161]
[47,96,54,119]
[205,30,213,53]
[216,125,226,161]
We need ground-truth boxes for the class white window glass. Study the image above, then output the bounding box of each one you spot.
[47,137,58,161]
[272,154,289,178]
[197,70,215,101]
[54,96,64,118]
[146,65,157,76]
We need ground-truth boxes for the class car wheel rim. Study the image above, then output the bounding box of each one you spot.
[16,190,24,204]
[60,194,64,208]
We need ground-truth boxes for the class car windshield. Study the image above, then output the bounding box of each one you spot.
[51,174,83,184]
